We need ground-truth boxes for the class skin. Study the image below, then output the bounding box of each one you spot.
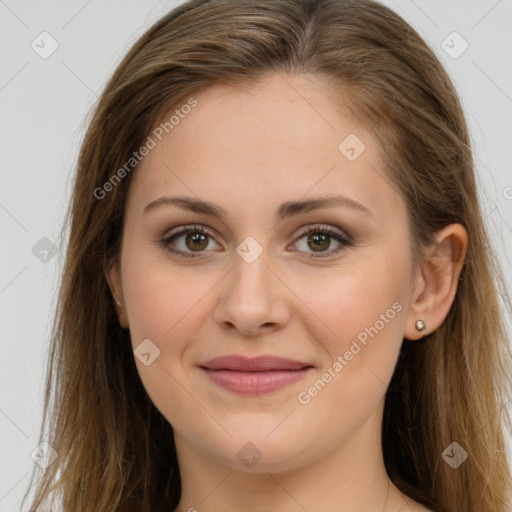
[108,73,467,512]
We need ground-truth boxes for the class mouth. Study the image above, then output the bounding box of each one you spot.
[198,355,315,395]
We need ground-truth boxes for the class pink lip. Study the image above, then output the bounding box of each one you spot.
[199,355,314,395]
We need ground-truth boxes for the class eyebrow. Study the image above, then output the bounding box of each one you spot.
[143,194,372,220]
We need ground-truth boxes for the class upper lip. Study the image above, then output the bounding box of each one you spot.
[199,355,313,371]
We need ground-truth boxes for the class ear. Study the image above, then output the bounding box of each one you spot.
[404,223,468,340]
[105,258,130,329]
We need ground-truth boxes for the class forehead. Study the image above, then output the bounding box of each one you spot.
[163,74,363,161]
[126,73,404,226]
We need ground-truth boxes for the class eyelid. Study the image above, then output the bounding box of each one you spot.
[292,224,349,242]
[288,224,352,259]
[160,223,352,259]
[158,224,220,255]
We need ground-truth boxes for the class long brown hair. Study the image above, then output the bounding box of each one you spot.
[22,1,512,510]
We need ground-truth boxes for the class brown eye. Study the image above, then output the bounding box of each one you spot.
[184,232,209,251]
[161,224,351,259]
[306,232,331,252]
[290,225,352,259]
[161,225,221,258]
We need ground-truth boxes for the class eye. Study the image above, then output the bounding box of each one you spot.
[161,225,222,258]
[289,224,352,259]
[160,224,352,259]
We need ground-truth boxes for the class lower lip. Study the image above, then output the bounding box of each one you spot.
[201,368,314,395]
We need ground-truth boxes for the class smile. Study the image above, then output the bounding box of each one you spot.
[198,355,315,395]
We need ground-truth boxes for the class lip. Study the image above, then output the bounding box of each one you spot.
[200,355,312,371]
[199,355,314,395]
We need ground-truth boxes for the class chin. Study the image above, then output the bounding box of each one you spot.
[189,427,318,473]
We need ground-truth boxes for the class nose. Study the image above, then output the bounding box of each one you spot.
[213,243,291,337]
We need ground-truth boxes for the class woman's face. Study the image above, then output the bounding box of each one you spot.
[112,73,419,472]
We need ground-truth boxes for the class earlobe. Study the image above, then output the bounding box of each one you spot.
[404,223,468,341]
[105,259,130,329]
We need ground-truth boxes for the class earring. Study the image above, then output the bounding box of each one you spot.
[415,319,426,332]
[113,295,122,307]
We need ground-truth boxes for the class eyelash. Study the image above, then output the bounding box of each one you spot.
[160,224,352,259]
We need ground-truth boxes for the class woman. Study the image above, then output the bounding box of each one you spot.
[23,0,512,511]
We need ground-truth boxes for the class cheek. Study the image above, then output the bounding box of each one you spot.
[121,252,211,426]
[298,262,406,341]
[122,247,208,341]
[293,250,410,392]
[291,268,407,446]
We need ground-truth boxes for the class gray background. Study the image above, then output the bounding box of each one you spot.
[1,1,511,510]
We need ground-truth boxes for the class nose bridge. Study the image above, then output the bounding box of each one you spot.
[231,235,273,300]
[214,235,289,334]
